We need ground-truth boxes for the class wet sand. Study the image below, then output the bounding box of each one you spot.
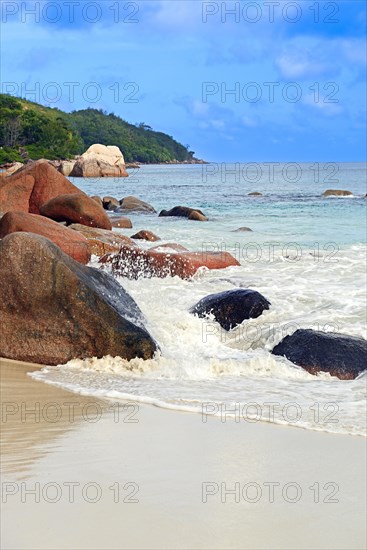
[1,358,366,550]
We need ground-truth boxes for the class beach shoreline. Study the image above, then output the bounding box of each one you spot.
[1,358,366,550]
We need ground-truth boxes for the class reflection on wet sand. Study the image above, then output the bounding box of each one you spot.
[0,359,111,478]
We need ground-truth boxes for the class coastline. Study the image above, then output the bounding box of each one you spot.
[1,358,366,550]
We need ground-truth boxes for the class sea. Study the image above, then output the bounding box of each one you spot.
[31,162,367,436]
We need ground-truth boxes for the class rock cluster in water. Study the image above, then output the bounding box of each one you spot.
[0,160,365,379]
[0,160,240,365]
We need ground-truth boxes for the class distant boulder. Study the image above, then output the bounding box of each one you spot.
[131,230,160,242]
[159,206,208,221]
[272,329,367,380]
[322,189,353,197]
[190,289,270,331]
[188,210,207,221]
[232,227,253,232]
[110,216,133,229]
[103,196,120,211]
[3,162,24,175]
[59,160,76,177]
[70,144,128,178]
[118,196,156,213]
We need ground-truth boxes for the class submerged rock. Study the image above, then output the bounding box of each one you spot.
[159,205,208,221]
[0,211,90,264]
[131,230,160,242]
[272,329,367,380]
[190,289,270,330]
[322,189,353,197]
[40,193,112,230]
[232,227,253,232]
[0,232,157,365]
[248,192,262,196]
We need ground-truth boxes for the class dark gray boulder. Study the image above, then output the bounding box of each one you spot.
[272,329,367,380]
[159,206,208,221]
[190,288,270,331]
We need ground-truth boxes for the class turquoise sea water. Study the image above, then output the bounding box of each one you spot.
[73,162,367,247]
[32,163,367,436]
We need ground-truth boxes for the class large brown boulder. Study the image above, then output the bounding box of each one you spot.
[118,196,156,213]
[159,206,208,221]
[0,173,35,212]
[0,233,157,365]
[272,329,367,380]
[0,211,91,264]
[109,246,240,279]
[69,223,135,256]
[14,160,83,214]
[40,193,112,230]
[70,145,128,178]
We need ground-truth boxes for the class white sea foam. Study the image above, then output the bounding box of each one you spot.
[32,245,367,436]
[31,164,367,436]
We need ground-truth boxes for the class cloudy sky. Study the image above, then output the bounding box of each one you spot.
[1,0,366,161]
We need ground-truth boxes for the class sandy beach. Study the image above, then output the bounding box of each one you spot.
[1,358,366,550]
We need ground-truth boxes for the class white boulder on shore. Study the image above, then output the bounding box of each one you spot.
[70,144,128,178]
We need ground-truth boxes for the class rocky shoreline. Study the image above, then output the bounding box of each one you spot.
[0,150,208,177]
[0,156,366,379]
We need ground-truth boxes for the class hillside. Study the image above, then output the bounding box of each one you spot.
[0,94,196,164]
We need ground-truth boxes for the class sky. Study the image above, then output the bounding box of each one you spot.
[1,0,366,161]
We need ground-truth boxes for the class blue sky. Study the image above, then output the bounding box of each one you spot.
[1,0,366,161]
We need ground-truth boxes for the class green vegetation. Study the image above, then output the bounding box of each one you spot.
[0,94,195,164]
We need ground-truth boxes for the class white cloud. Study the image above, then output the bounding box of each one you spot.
[341,39,367,65]
[302,94,343,117]
[275,52,331,79]
[242,116,258,128]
